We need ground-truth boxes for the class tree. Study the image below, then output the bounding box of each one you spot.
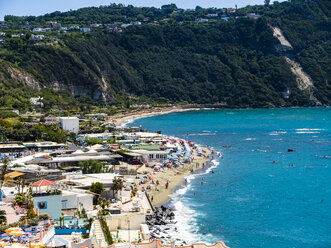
[0,158,10,189]
[0,209,7,225]
[89,182,105,195]
[16,177,26,194]
[264,0,271,6]
[58,213,64,228]
[79,160,110,174]
[112,177,123,196]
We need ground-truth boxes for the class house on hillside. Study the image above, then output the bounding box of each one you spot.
[246,13,261,19]
[45,116,59,124]
[80,28,91,33]
[69,25,80,30]
[31,34,45,40]
[33,28,43,32]
[30,96,44,107]
[46,21,61,27]
[206,13,218,17]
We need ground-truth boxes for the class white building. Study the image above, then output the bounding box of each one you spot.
[59,117,79,134]
[31,34,45,40]
[30,96,44,107]
[33,28,43,32]
[61,190,93,211]
[80,28,91,33]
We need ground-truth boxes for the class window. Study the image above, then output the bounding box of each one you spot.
[38,201,47,209]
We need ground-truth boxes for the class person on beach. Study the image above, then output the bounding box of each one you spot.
[165,181,169,189]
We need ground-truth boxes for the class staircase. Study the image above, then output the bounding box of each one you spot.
[93,219,107,247]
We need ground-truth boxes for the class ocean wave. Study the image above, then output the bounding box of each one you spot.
[120,116,144,127]
[164,158,221,245]
[295,128,324,131]
[188,133,217,136]
[296,131,320,134]
[269,131,287,136]
[245,138,256,140]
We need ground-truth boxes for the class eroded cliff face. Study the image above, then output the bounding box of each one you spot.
[0,63,110,102]
[1,65,41,89]
[271,26,321,105]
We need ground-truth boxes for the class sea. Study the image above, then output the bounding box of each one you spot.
[127,107,331,248]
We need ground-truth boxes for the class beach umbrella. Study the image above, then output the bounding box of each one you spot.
[10,230,26,236]
[0,241,8,247]
[5,244,27,248]
[5,227,21,233]
[29,242,45,248]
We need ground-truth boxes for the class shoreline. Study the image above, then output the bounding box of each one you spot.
[145,146,212,207]
[116,107,214,208]
[109,105,330,128]
[108,106,202,127]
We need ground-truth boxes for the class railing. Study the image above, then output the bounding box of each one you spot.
[32,190,61,197]
[90,221,98,246]
[41,226,55,245]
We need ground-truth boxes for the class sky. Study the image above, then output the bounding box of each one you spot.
[0,0,282,21]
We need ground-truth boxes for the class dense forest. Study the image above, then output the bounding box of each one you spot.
[0,0,329,110]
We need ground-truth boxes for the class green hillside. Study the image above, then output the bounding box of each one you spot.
[0,0,329,112]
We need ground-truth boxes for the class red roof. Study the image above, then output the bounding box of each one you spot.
[31,179,56,187]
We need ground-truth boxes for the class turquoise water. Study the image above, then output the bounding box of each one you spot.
[129,108,331,248]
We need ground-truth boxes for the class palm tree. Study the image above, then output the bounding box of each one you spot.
[112,177,123,197]
[0,158,10,189]
[0,209,7,225]
[58,213,64,228]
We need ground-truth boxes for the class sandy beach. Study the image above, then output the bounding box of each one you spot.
[108,106,199,127]
[143,147,211,207]
[115,107,212,207]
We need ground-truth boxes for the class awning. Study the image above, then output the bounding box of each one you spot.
[31,179,56,187]
[4,171,25,179]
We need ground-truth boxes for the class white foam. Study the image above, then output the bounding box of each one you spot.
[188,133,217,136]
[296,131,320,134]
[269,131,287,136]
[164,158,220,244]
[295,128,324,131]
[120,116,144,127]
[245,138,256,140]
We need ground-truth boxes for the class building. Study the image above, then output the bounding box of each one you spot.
[46,21,61,27]
[32,179,93,219]
[80,28,91,33]
[69,25,80,30]
[206,13,218,17]
[45,116,59,124]
[30,96,44,107]
[90,24,102,28]
[131,150,168,163]
[32,28,43,32]
[27,153,122,168]
[61,190,93,212]
[246,13,261,20]
[31,34,45,40]
[59,117,79,134]
[195,18,208,24]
